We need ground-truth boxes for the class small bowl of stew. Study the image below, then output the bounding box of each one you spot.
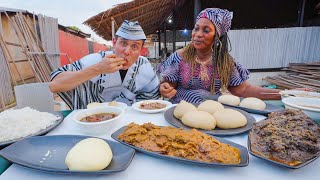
[73,106,124,135]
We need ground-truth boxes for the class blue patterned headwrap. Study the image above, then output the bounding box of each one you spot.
[116,20,146,40]
[196,8,233,37]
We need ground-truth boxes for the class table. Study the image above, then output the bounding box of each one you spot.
[1,107,319,180]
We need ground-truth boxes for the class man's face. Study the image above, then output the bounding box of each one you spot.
[113,37,144,70]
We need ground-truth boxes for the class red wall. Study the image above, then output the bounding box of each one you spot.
[140,47,150,57]
[93,43,107,53]
[59,30,108,66]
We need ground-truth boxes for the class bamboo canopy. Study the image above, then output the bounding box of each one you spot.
[84,0,186,40]
[84,0,320,41]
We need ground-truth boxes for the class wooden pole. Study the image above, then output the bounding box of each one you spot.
[298,0,306,26]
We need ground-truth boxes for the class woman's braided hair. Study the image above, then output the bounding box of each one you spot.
[183,34,234,93]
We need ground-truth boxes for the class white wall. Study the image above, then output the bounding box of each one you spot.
[229,26,320,69]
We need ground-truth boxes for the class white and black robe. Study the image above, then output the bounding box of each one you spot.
[50,51,160,109]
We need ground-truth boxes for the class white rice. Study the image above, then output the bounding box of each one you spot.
[0,107,60,143]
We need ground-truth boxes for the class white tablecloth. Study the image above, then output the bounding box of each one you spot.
[1,107,319,180]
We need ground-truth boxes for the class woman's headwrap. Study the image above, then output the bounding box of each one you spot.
[196,8,233,37]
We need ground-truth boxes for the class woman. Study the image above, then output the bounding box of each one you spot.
[157,8,281,103]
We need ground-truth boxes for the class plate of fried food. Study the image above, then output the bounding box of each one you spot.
[164,100,256,136]
[203,94,284,115]
[112,123,249,167]
[132,100,172,113]
[248,109,320,169]
[0,135,135,174]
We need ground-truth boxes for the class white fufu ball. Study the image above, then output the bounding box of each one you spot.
[214,109,247,129]
[197,100,224,114]
[181,111,216,130]
[239,97,266,110]
[174,100,197,119]
[218,95,241,106]
[65,138,113,171]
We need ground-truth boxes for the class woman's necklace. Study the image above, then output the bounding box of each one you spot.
[195,55,212,81]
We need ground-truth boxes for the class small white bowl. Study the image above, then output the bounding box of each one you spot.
[87,102,127,111]
[282,97,320,121]
[102,101,128,111]
[132,100,172,114]
[72,106,124,135]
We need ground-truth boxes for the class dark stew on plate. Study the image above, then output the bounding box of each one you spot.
[80,112,118,122]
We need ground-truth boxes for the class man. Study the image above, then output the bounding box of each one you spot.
[50,20,160,109]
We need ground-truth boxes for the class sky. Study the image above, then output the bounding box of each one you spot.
[0,0,132,44]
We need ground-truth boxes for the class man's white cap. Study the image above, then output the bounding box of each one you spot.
[115,20,146,40]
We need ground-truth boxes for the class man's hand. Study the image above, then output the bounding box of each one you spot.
[95,54,127,74]
[160,82,177,99]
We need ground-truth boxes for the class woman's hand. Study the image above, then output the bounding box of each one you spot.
[160,82,177,99]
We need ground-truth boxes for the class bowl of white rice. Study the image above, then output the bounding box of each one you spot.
[0,107,62,146]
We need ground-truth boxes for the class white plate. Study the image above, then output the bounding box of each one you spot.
[87,102,128,111]
[132,100,172,113]
[280,90,320,99]
[282,97,320,121]
[102,102,128,110]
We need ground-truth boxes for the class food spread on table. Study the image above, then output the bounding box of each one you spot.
[218,95,266,111]
[118,122,241,164]
[139,102,167,110]
[0,107,60,143]
[65,138,113,171]
[249,109,320,166]
[80,112,118,122]
[173,100,247,130]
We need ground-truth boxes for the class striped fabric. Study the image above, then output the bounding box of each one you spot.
[116,20,146,40]
[157,52,250,104]
[51,52,160,109]
[197,8,233,37]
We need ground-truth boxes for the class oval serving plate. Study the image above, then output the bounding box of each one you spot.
[164,105,256,136]
[203,95,284,115]
[0,111,63,147]
[0,135,135,174]
[247,135,320,169]
[132,100,172,114]
[111,126,249,167]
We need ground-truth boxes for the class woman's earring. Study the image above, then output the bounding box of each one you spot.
[216,39,222,51]
[215,39,220,47]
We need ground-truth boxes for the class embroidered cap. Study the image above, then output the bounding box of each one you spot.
[116,20,146,40]
[196,8,233,37]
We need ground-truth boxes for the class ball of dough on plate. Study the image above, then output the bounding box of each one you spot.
[87,102,103,109]
[181,111,216,130]
[218,95,241,106]
[214,109,247,129]
[65,138,113,171]
[197,100,224,114]
[174,100,197,119]
[239,97,266,110]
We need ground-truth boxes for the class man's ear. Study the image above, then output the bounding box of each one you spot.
[112,38,117,46]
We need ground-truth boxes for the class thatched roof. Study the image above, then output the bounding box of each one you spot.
[84,0,320,41]
[84,0,187,40]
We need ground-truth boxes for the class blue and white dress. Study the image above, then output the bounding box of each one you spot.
[157,52,250,103]
[51,51,160,109]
